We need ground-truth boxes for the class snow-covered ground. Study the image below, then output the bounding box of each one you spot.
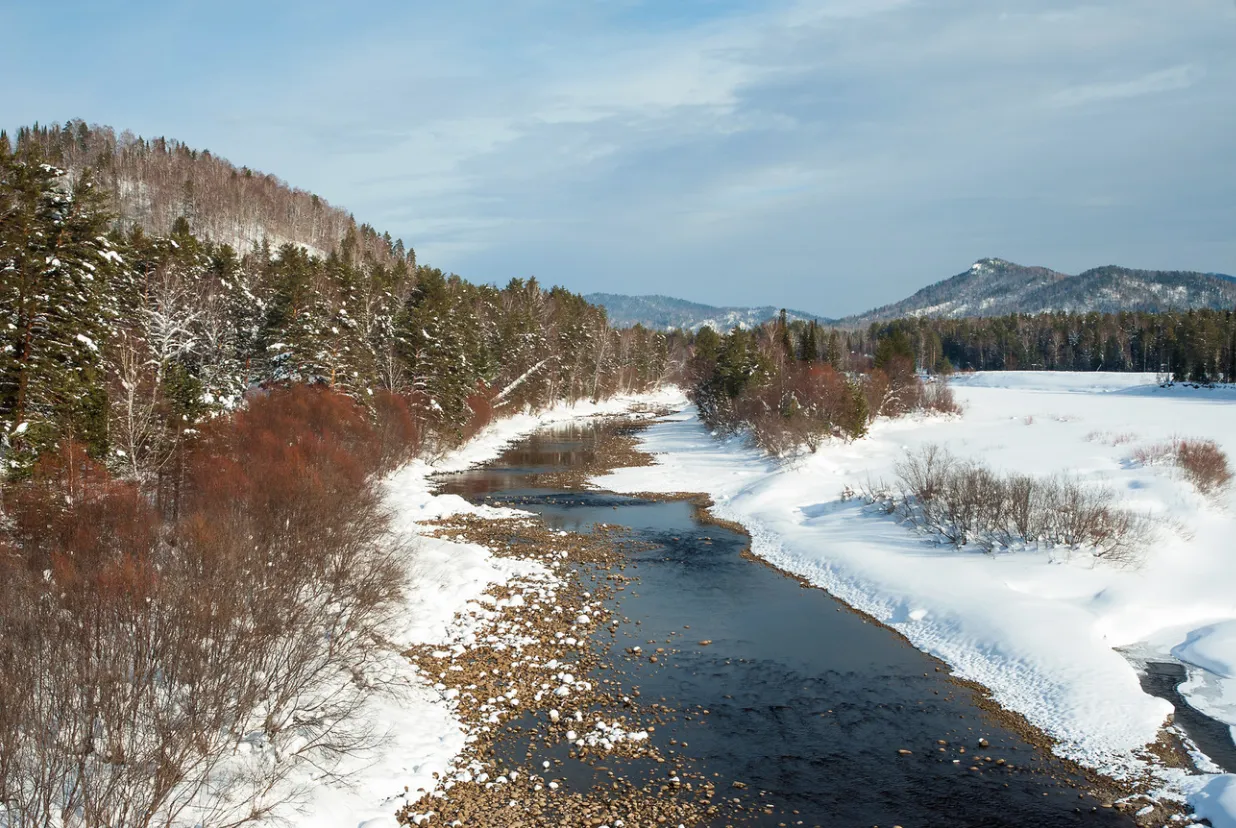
[282,389,683,828]
[596,374,1236,826]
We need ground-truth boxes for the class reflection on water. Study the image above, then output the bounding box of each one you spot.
[437,424,600,499]
[434,423,1136,828]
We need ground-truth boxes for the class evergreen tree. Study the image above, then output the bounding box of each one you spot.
[776,309,792,358]
[799,320,819,362]
[844,380,869,439]
[824,330,842,368]
[395,268,479,430]
[0,152,119,471]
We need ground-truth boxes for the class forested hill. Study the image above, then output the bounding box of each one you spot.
[9,119,392,261]
[587,292,833,332]
[0,124,669,479]
[843,258,1236,325]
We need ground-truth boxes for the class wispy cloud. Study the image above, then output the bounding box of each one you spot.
[1051,65,1206,107]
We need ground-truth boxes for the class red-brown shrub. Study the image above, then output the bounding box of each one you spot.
[371,389,423,471]
[5,442,158,580]
[1133,436,1233,495]
[1176,438,1233,494]
[0,384,410,825]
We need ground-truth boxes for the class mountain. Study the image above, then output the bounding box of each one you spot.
[841,258,1236,325]
[586,293,833,332]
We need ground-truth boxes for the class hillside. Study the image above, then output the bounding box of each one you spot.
[10,120,400,263]
[1,123,669,477]
[843,258,1236,325]
[587,292,833,332]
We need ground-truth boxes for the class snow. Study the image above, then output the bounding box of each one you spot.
[595,373,1236,819]
[277,388,681,828]
[1174,623,1236,746]
[1175,624,1236,682]
[1194,776,1236,828]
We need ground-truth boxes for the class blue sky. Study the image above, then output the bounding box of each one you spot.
[4,0,1235,316]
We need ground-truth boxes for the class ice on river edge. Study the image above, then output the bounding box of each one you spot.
[596,374,1236,828]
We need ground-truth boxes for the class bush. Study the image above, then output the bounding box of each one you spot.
[876,445,1149,564]
[697,360,945,455]
[0,386,407,826]
[371,389,423,472]
[921,380,962,416]
[1175,439,1232,494]
[1132,437,1233,495]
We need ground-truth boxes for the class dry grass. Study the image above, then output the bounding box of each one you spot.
[1087,430,1139,446]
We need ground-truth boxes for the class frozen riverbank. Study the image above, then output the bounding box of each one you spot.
[283,390,682,828]
[596,374,1236,825]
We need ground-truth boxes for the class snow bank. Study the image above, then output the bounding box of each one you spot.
[279,389,680,828]
[596,374,1236,815]
[1194,776,1236,828]
[948,370,1163,394]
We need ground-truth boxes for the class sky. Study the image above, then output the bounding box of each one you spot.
[4,0,1235,316]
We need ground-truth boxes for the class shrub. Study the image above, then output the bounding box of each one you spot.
[0,385,408,826]
[1131,441,1174,467]
[922,380,962,415]
[1175,438,1233,494]
[874,445,1149,564]
[1132,436,1233,495]
[371,389,423,472]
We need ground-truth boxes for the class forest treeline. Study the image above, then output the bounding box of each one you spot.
[857,311,1236,383]
[677,301,1236,453]
[683,313,958,453]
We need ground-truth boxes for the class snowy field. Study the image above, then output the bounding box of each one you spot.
[597,374,1236,826]
[282,389,683,828]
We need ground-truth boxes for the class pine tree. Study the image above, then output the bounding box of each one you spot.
[799,321,818,362]
[395,268,480,431]
[777,309,792,358]
[825,330,842,368]
[844,380,869,440]
[0,151,120,472]
[260,243,333,383]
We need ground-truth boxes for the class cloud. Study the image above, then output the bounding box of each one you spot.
[5,0,1234,314]
[224,0,1236,311]
[1051,65,1206,107]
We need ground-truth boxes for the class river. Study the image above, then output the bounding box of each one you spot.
[435,419,1139,828]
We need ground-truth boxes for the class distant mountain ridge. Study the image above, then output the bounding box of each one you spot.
[591,259,1236,332]
[841,258,1236,324]
[586,293,833,332]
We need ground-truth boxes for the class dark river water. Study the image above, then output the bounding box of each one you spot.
[435,422,1137,828]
